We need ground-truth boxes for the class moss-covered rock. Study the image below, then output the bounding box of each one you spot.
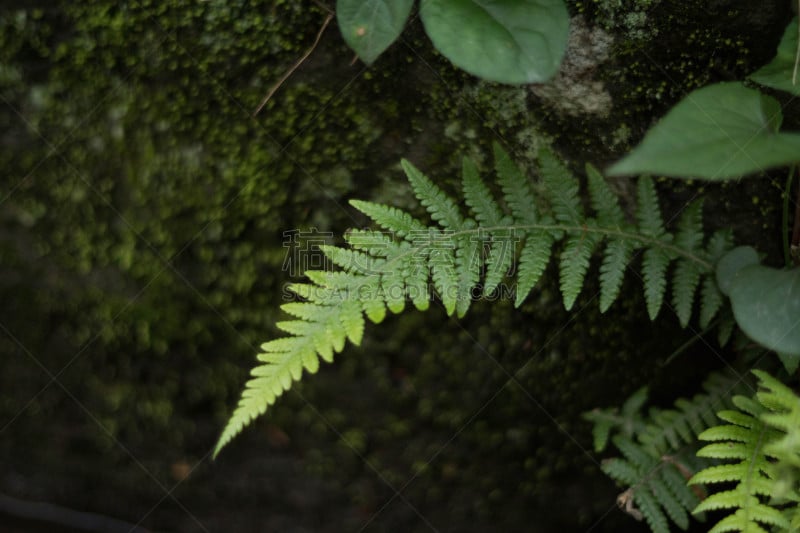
[0,1,789,531]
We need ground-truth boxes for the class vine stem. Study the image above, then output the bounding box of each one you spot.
[660,318,719,367]
[793,165,800,262]
[783,165,796,267]
[795,3,800,85]
[253,12,333,116]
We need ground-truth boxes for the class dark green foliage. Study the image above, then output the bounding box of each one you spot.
[599,370,800,533]
[583,385,649,453]
[602,436,705,533]
[592,371,748,532]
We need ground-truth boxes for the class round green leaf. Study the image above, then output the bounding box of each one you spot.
[607,82,800,180]
[419,0,569,84]
[716,246,759,297]
[336,0,414,65]
[728,264,800,359]
[750,18,800,96]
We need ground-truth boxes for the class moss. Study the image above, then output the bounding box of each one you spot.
[513,0,789,167]
[0,0,404,458]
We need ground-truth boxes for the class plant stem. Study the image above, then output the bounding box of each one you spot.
[793,168,800,261]
[660,319,718,366]
[784,165,796,267]
[253,12,333,116]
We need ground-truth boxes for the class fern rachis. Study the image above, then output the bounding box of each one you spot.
[215,144,728,456]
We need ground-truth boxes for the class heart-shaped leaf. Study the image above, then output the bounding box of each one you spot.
[716,246,759,297]
[777,351,800,374]
[727,264,800,365]
[607,82,800,180]
[750,18,800,96]
[336,0,414,65]
[419,0,569,84]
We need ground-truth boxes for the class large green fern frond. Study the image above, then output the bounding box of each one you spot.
[215,145,730,457]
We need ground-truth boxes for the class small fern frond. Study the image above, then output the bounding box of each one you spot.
[594,371,748,532]
[602,437,702,533]
[689,384,797,533]
[217,145,731,456]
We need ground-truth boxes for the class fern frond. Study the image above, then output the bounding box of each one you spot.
[638,371,744,457]
[602,436,701,533]
[217,146,732,456]
[690,392,791,532]
[594,370,748,532]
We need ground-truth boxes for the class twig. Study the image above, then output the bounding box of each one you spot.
[792,169,800,248]
[253,12,334,116]
[795,1,800,85]
[310,0,334,14]
[783,165,795,267]
[0,492,150,533]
